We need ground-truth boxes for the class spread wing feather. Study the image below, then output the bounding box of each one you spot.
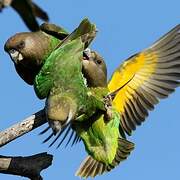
[108,25,180,135]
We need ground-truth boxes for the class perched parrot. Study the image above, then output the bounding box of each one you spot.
[0,0,49,31]
[4,22,68,85]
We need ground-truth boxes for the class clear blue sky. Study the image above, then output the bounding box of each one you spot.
[0,0,180,179]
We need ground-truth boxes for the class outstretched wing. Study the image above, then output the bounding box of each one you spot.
[108,25,180,135]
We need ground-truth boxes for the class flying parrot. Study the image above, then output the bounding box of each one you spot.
[44,23,180,178]
[33,30,134,178]
[5,18,124,178]
[0,0,49,31]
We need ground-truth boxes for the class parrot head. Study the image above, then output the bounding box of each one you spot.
[83,49,107,87]
[4,30,60,85]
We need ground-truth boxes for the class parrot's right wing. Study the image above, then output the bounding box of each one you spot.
[38,38,85,146]
[37,19,98,146]
[108,25,180,135]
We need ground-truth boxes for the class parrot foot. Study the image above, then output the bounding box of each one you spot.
[103,95,113,122]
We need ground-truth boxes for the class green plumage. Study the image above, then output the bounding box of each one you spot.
[35,36,134,177]
[76,109,120,164]
[33,18,134,177]
[73,103,134,178]
[35,37,105,135]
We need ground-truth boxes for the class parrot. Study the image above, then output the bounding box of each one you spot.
[34,33,135,178]
[82,50,107,87]
[4,22,68,85]
[0,0,49,31]
[4,19,104,87]
[42,23,180,178]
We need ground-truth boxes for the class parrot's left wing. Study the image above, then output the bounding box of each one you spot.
[108,25,180,135]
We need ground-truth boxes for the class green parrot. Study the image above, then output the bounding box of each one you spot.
[4,17,109,130]
[41,23,180,178]
[34,33,134,178]
[0,0,49,31]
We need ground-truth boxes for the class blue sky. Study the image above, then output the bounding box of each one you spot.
[0,0,180,179]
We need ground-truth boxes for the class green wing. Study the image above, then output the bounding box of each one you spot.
[55,18,97,50]
[34,37,84,99]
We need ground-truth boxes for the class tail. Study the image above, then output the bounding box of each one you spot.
[75,138,134,178]
[108,138,134,170]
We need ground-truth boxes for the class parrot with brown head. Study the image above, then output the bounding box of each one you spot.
[4,21,107,87]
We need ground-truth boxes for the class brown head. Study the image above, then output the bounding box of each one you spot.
[4,31,57,84]
[83,49,107,87]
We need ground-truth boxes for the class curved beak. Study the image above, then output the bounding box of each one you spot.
[8,49,23,64]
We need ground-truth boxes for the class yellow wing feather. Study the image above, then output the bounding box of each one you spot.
[108,25,180,135]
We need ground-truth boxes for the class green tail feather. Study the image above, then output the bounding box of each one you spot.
[75,138,134,178]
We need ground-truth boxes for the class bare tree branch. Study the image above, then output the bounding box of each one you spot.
[0,152,53,180]
[0,109,46,148]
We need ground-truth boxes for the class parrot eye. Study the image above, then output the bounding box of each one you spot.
[17,41,25,49]
[96,59,102,65]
